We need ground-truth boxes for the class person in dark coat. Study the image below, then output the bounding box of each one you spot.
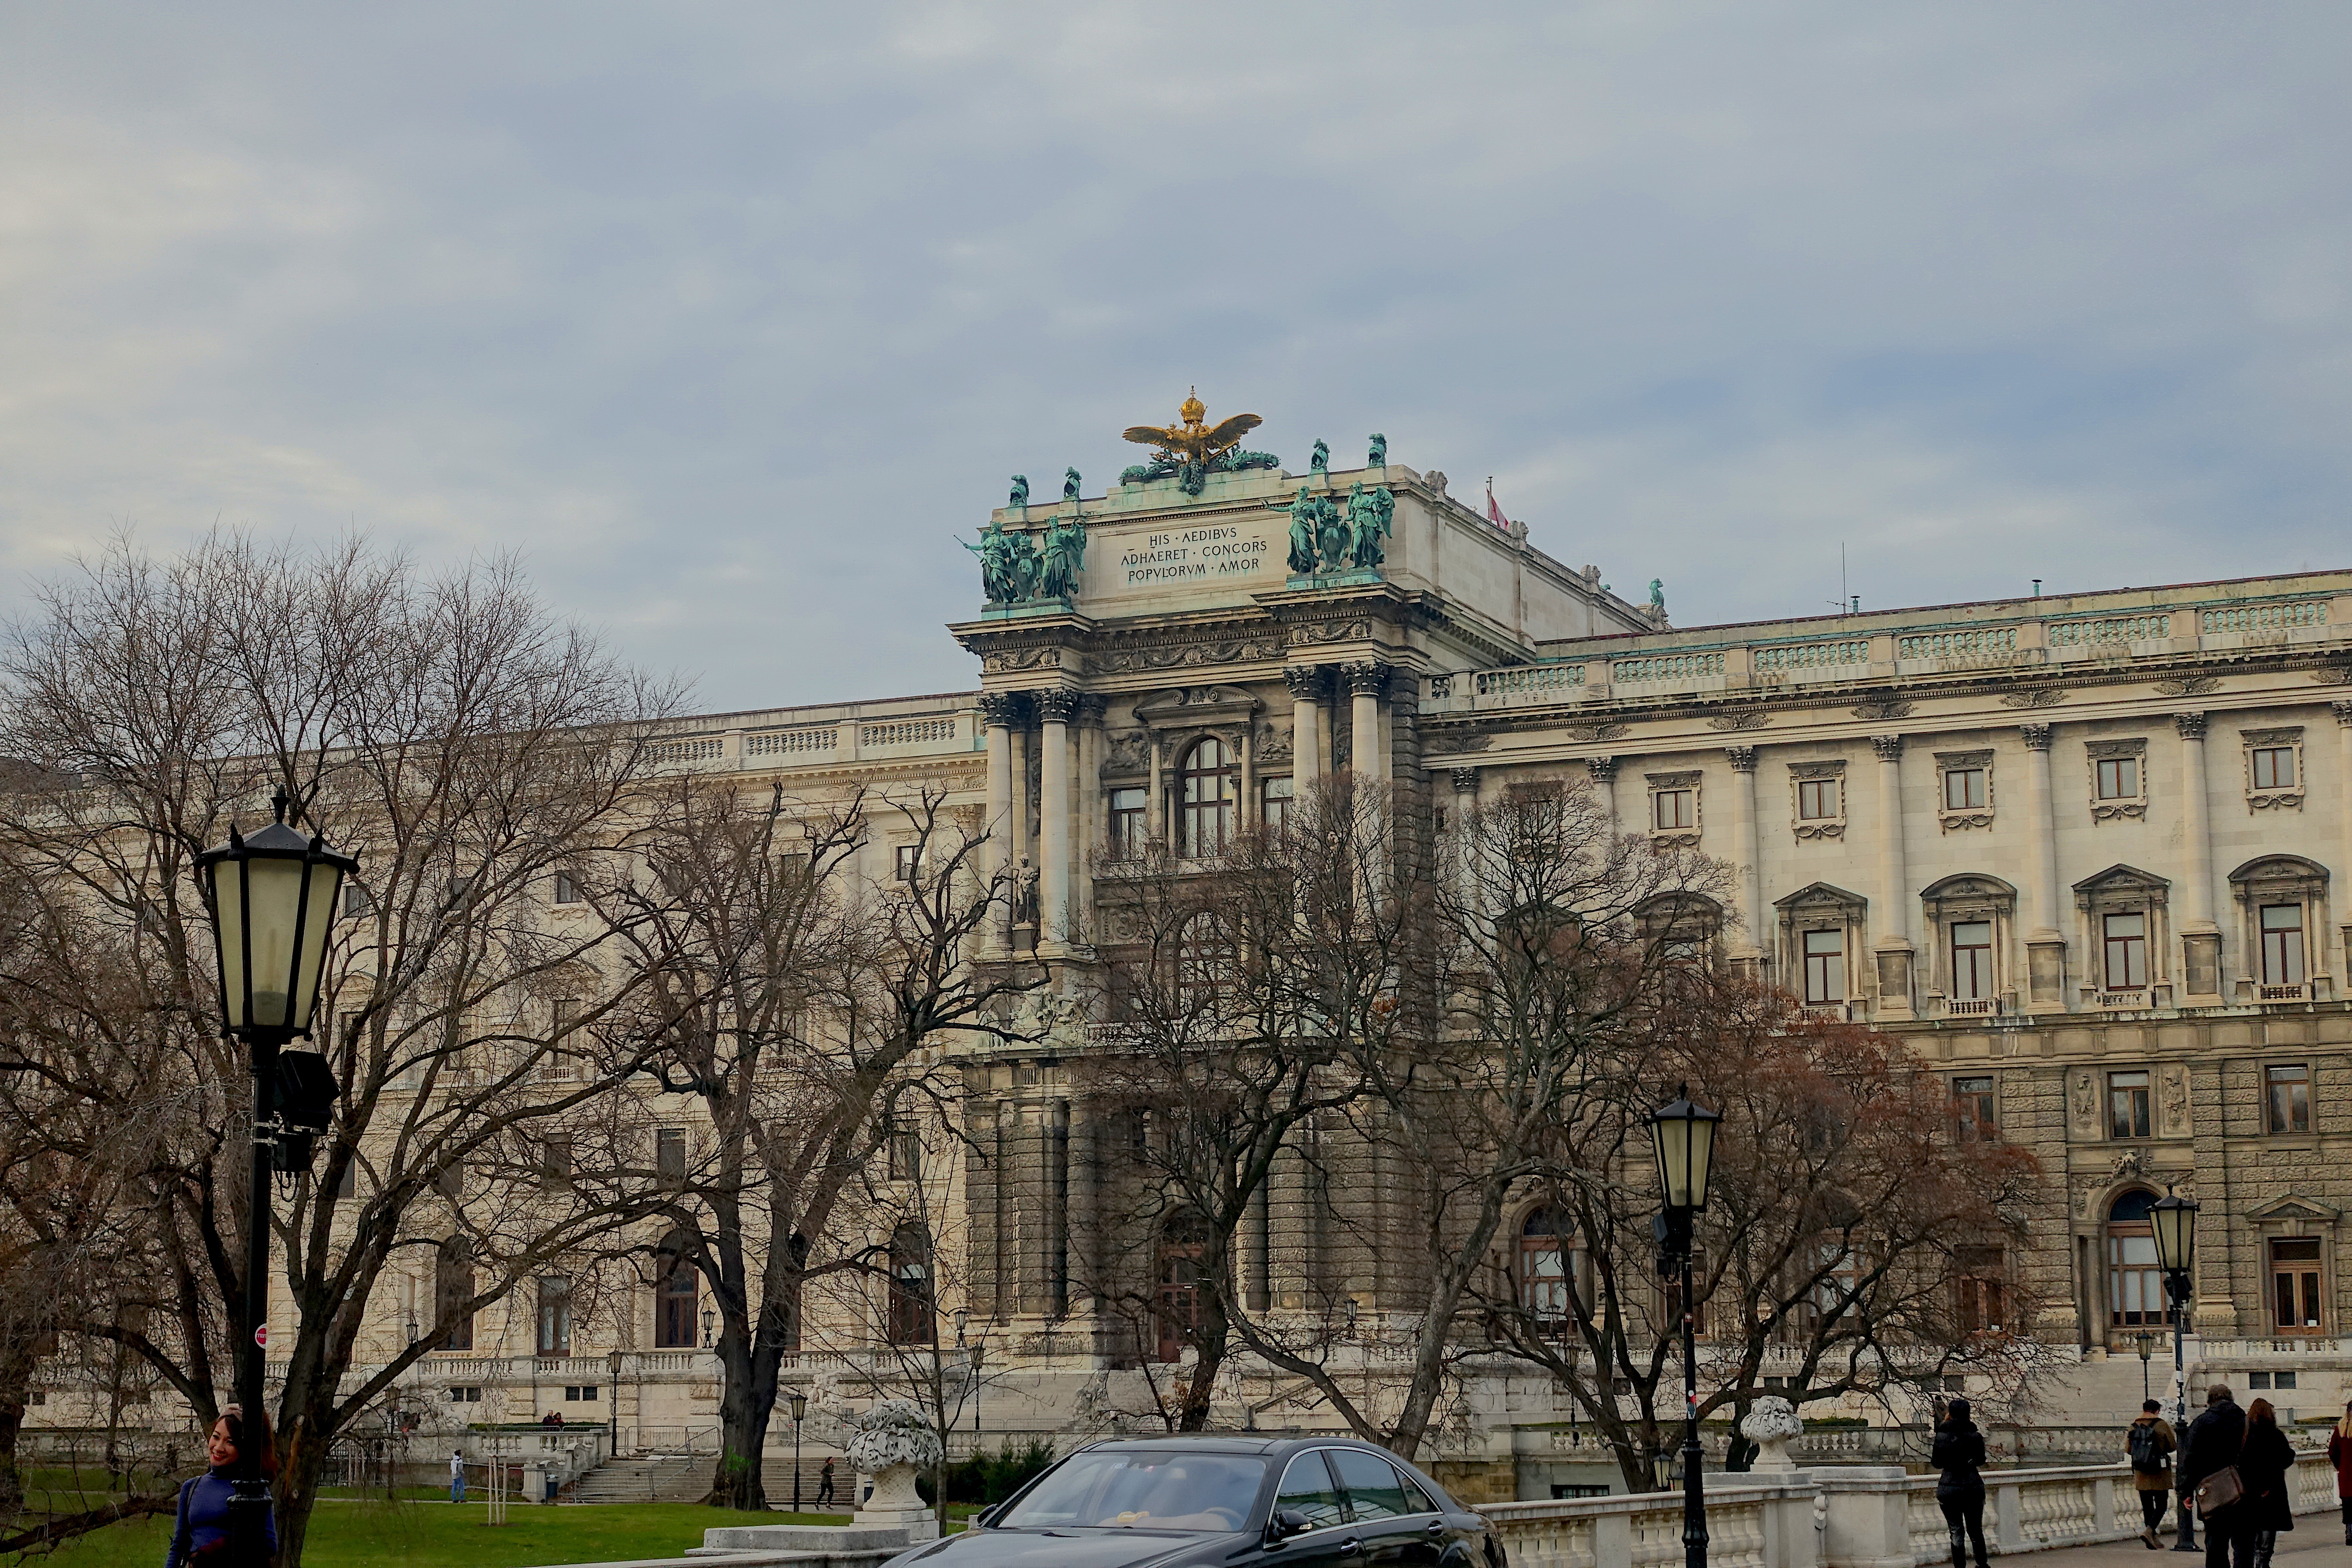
[1930,1397,1990,1568]
[2177,1384,2252,1568]
[165,1406,276,1568]
[2236,1399,2297,1568]
[2328,1399,2352,1545]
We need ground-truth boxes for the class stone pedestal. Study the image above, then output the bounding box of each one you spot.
[853,1462,937,1543]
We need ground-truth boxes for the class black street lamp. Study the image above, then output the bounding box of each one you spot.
[195,789,356,1564]
[701,1306,715,1349]
[787,1391,807,1513]
[968,1337,985,1433]
[2134,1331,2155,1405]
[2149,1188,2199,1554]
[1648,1084,1721,1568]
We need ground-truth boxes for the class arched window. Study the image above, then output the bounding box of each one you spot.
[654,1230,698,1348]
[2106,1189,2163,1327]
[434,1237,475,1352]
[887,1223,934,1345]
[1155,1213,1210,1363]
[1179,738,1238,858]
[1517,1208,1572,1324]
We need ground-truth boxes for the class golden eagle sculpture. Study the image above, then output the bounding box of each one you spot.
[1119,390,1280,496]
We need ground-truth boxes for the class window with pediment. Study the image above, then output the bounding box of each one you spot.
[2227,855,2329,1001]
[1634,891,1724,968]
[1774,882,1868,1012]
[2072,865,2170,1006]
[1919,874,2017,1016]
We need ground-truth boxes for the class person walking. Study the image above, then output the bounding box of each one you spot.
[815,1456,835,1508]
[450,1450,467,1504]
[2235,1399,2296,1568]
[165,1407,276,1568]
[2127,1399,2178,1548]
[1931,1397,1990,1568]
[2177,1384,2250,1568]
[2329,1399,2352,1546]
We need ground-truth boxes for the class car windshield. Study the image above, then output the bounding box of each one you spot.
[994,1451,1268,1532]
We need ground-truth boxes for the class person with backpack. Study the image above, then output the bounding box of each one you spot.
[2127,1399,2178,1548]
[1930,1397,1990,1568]
[2235,1398,2296,1568]
[164,1406,276,1568]
[2329,1398,2352,1545]
[2177,1384,2251,1568]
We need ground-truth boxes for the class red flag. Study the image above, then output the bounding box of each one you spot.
[1484,478,1510,530]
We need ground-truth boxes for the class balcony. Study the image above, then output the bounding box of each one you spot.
[2257,982,2308,1003]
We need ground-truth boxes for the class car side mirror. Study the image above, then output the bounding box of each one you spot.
[973,1505,1000,1530]
[1266,1508,1311,1544]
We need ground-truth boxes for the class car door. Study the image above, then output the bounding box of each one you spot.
[1266,1450,1356,1568]
[1325,1447,1433,1568]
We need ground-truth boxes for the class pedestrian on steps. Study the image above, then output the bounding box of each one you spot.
[2329,1398,2352,1546]
[815,1456,835,1508]
[2178,1384,2250,1568]
[2235,1398,2296,1568]
[1931,1397,1991,1568]
[2127,1399,2178,1549]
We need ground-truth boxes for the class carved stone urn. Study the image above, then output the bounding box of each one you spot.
[1741,1395,1805,1473]
[846,1400,944,1542]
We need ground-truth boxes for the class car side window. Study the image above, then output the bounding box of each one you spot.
[1327,1449,1410,1522]
[1390,1463,1439,1516]
[1275,1452,1346,1531]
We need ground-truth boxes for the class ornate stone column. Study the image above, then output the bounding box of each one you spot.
[980,693,1020,954]
[1588,755,1620,834]
[1035,688,1077,953]
[1344,662,1387,781]
[2021,724,2067,1012]
[1285,666,1324,792]
[1725,746,1764,975]
[2336,701,2352,982]
[2175,712,2222,1001]
[1075,695,1106,944]
[1450,767,1481,913]
[1146,732,1166,849]
[1871,735,1913,1018]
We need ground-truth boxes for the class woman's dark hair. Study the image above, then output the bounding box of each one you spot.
[217,1404,277,1479]
[1943,1398,1972,1427]
[2246,1397,2276,1430]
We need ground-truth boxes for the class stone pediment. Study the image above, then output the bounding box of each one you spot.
[1774,881,1868,914]
[1133,684,1262,729]
[2072,863,2169,896]
[2246,1193,2339,1224]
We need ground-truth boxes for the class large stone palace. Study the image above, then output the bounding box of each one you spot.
[32,403,2352,1495]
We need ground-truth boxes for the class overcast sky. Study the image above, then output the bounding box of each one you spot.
[5,5,2347,713]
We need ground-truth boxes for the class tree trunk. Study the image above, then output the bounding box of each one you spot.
[710,1326,782,1510]
[1176,1285,1231,1432]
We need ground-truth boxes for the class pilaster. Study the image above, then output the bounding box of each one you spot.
[2021,723,2068,1012]
[2175,711,2222,1003]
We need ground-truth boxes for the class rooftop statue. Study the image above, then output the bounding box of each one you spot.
[1345,482,1396,570]
[1310,438,1329,473]
[1008,474,1029,508]
[1268,485,1352,576]
[1063,467,1081,502]
[960,514,1037,605]
[1038,509,1089,600]
[1121,389,1281,496]
[1648,578,1666,616]
[1368,432,1387,466]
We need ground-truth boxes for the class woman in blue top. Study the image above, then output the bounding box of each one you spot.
[165,1406,275,1568]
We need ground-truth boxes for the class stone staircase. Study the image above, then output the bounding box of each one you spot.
[760,1457,847,1513]
[567,1453,711,1504]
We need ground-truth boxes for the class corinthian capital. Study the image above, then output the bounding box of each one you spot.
[2173,711,2207,740]
[1033,688,1080,724]
[1341,662,1389,699]
[1283,665,1326,701]
[1871,734,1904,763]
[978,692,1025,729]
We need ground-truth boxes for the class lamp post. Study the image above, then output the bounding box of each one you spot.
[1651,1450,1677,1493]
[968,1338,985,1433]
[1649,1084,1721,1568]
[701,1306,715,1349]
[2149,1188,2199,1554]
[787,1392,807,1513]
[2134,1332,2154,1404]
[195,789,356,1565]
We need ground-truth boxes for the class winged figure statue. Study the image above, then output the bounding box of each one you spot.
[1119,390,1280,496]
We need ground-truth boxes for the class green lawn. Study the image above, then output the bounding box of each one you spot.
[30,1501,858,1568]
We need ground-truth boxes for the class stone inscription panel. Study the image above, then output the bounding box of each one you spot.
[1086,512,1284,608]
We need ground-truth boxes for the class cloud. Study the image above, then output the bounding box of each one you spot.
[2,3,2347,708]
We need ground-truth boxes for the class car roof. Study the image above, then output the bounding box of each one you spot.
[1070,1435,1409,1460]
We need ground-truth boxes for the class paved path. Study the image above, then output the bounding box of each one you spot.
[2034,1523,2351,1562]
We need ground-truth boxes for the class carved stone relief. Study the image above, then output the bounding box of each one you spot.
[1706,710,1770,732]
[1851,698,1912,721]
[1099,638,1282,673]
[2068,1070,2101,1140]
[2159,1064,2190,1138]
[1256,718,1292,763]
[1101,730,1149,777]
[982,646,1066,674]
[2154,674,2220,697]
[2000,686,2069,709]
[1425,732,1493,756]
[1565,721,1629,743]
[1288,619,1375,647]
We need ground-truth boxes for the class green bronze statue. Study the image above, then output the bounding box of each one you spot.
[1368,433,1387,466]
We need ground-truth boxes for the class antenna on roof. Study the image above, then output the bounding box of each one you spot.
[1829,542,1849,616]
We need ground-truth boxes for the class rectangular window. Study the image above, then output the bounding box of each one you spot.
[1956,1247,2005,1332]
[1108,787,1147,856]
[894,844,919,883]
[1953,1076,1997,1142]
[1801,929,1845,1004]
[540,1134,572,1189]
[1653,789,1694,831]
[2108,1071,2151,1140]
[886,1123,921,1183]
[2259,905,2306,987]
[343,881,372,917]
[2096,756,2140,800]
[536,1278,572,1356]
[656,1127,688,1186]
[1943,768,1987,810]
[2248,1371,2271,1390]
[1949,921,1994,1001]
[2250,746,2295,790]
[2270,1238,2322,1332]
[2265,1064,2310,1134]
[1796,778,1839,821]
[548,998,580,1081]
[2101,912,2148,989]
[553,870,581,906]
[1262,776,1294,833]
[2108,1226,2161,1326]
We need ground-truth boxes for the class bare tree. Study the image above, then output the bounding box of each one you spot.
[0,532,689,1564]
[594,781,1026,1509]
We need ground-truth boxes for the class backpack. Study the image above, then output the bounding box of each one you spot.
[2128,1421,2166,1476]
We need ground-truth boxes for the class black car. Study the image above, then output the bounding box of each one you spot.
[880,1436,1505,1568]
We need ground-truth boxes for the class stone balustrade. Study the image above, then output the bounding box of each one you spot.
[1474,1454,2337,1568]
